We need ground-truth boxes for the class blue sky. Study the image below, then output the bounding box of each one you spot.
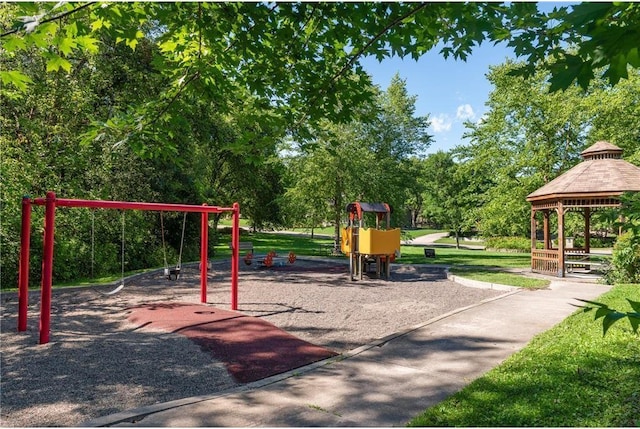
[360,42,516,154]
[360,2,572,155]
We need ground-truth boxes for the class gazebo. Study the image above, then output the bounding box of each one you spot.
[526,141,640,277]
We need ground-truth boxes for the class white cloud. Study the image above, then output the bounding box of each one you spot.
[430,114,452,133]
[456,104,476,121]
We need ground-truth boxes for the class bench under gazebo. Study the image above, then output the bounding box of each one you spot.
[527,141,640,277]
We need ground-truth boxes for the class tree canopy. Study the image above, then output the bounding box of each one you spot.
[2,2,639,156]
[2,1,639,289]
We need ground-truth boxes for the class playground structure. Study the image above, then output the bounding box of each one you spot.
[341,202,401,280]
[17,191,241,344]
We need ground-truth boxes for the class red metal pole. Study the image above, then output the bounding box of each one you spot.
[33,197,230,213]
[231,202,240,310]
[18,196,32,332]
[200,205,208,304]
[39,191,56,344]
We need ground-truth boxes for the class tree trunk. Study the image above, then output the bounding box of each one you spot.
[333,206,341,254]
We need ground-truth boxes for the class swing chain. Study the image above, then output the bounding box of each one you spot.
[177,211,187,269]
[160,211,187,281]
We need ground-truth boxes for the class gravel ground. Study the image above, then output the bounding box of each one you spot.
[1,259,504,427]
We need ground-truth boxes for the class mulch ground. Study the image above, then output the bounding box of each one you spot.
[128,302,337,383]
[1,258,505,427]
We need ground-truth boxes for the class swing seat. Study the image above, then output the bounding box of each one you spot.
[164,267,181,280]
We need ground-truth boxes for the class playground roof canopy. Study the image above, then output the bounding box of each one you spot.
[346,202,391,214]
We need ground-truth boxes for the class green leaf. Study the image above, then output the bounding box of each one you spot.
[90,18,104,31]
[159,40,178,53]
[2,35,27,52]
[566,2,613,27]
[45,54,72,73]
[548,55,584,91]
[627,47,640,68]
[57,36,77,56]
[0,70,33,92]
[65,21,78,38]
[76,35,100,54]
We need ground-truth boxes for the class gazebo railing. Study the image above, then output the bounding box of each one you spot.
[532,248,608,275]
[565,250,609,273]
[531,249,559,274]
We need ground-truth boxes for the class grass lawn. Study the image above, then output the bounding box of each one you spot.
[399,244,531,268]
[210,231,531,270]
[408,284,640,427]
[213,231,336,258]
[217,218,251,227]
[449,267,550,289]
[287,226,336,236]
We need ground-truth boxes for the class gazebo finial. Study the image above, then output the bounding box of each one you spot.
[581,141,623,160]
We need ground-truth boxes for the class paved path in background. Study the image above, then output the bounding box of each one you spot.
[85,278,609,427]
[402,231,449,246]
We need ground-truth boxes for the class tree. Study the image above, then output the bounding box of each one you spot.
[286,119,374,252]
[462,63,640,238]
[583,74,640,165]
[0,15,287,286]
[504,2,640,91]
[3,2,639,158]
[421,151,477,248]
[403,158,429,228]
[284,75,431,248]
[361,74,432,226]
[0,22,170,287]
[283,149,335,237]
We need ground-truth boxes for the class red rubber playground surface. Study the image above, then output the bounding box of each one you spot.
[128,302,338,383]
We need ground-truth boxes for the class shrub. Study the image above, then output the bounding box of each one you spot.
[484,236,531,252]
[602,232,640,285]
[573,235,617,249]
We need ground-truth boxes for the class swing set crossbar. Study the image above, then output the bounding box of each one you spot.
[32,197,234,214]
[18,192,241,345]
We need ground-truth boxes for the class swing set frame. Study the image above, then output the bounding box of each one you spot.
[17,191,241,345]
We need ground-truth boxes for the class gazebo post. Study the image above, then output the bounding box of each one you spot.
[557,202,565,278]
[584,207,591,254]
[543,210,551,249]
[530,209,537,251]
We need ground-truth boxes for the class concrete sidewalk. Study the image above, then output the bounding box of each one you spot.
[402,231,449,246]
[85,280,609,427]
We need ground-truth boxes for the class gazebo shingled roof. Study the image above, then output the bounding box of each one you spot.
[527,141,640,201]
[526,141,640,277]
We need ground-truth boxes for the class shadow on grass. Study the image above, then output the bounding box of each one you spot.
[409,345,640,427]
[408,285,640,427]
